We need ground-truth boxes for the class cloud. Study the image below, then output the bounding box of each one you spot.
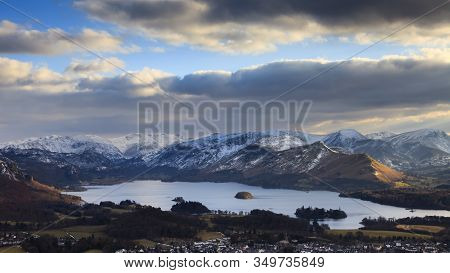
[0,20,140,55]
[75,0,450,53]
[3,50,450,106]
[0,57,75,94]
[0,57,167,96]
[65,57,125,75]
[1,51,450,140]
[164,55,450,112]
[76,67,172,97]
[307,105,450,134]
[0,57,32,84]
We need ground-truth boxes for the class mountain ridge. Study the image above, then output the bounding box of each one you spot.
[0,128,447,188]
[142,141,405,191]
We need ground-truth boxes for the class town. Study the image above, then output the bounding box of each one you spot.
[1,230,448,253]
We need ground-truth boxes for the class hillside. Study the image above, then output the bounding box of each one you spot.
[152,142,406,191]
[323,129,450,177]
[0,156,81,221]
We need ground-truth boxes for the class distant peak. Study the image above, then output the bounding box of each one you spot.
[328,129,366,140]
[337,129,363,135]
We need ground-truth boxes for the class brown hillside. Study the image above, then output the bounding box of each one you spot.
[310,152,405,185]
[0,157,81,220]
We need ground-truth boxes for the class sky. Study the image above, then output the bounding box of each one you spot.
[0,0,449,141]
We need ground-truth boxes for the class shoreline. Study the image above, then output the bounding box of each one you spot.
[65,179,450,215]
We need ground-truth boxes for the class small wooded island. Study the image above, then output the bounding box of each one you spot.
[171,201,210,215]
[234,192,254,199]
[295,206,347,220]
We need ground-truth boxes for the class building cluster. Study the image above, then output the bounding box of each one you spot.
[2,231,447,253]
[119,237,448,253]
[0,232,28,247]
[295,241,447,253]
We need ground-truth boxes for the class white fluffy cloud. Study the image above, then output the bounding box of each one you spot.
[0,57,75,93]
[0,57,171,96]
[0,57,31,84]
[0,20,140,55]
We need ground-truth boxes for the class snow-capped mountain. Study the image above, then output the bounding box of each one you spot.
[0,131,315,186]
[322,129,367,151]
[151,141,404,191]
[0,133,190,160]
[1,135,123,160]
[366,131,397,140]
[385,129,450,154]
[142,131,312,169]
[211,141,335,174]
[139,131,404,191]
[0,128,448,187]
[109,133,185,157]
[325,128,450,171]
[0,135,138,186]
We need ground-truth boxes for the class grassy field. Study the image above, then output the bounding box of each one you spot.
[108,208,132,215]
[326,229,433,239]
[134,239,157,248]
[0,246,26,253]
[197,231,224,241]
[38,225,107,240]
[396,224,445,234]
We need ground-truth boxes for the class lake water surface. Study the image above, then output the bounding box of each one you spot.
[67,180,450,229]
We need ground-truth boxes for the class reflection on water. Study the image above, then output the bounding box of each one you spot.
[67,180,450,229]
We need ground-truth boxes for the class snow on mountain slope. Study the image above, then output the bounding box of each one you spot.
[385,129,450,154]
[255,131,314,151]
[0,157,22,182]
[1,128,447,178]
[366,131,397,140]
[1,135,123,159]
[212,141,334,174]
[322,129,367,151]
[345,129,450,170]
[142,131,311,169]
[109,133,185,157]
[168,141,405,191]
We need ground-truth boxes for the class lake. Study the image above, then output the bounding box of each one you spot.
[67,180,450,229]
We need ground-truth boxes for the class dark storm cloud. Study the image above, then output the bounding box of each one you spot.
[78,0,450,26]
[76,0,450,53]
[164,58,450,111]
[201,0,450,25]
[82,0,191,21]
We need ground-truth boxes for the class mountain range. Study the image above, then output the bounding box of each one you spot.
[0,128,448,191]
